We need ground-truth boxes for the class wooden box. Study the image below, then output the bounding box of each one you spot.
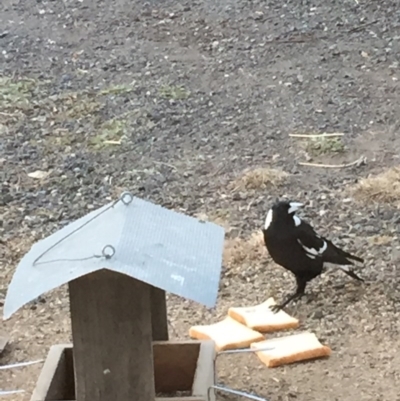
[31,340,216,401]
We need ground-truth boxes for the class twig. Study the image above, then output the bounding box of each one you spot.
[299,156,366,169]
[210,166,225,177]
[260,19,380,47]
[103,140,121,145]
[264,38,316,44]
[348,19,378,33]
[0,111,20,117]
[289,133,344,138]
[247,198,255,211]
[153,161,178,171]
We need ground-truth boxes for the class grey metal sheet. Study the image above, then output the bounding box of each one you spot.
[116,197,224,308]
[3,194,225,320]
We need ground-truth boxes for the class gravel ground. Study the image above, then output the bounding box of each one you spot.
[1,0,400,400]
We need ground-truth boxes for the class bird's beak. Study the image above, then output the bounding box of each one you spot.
[288,202,304,214]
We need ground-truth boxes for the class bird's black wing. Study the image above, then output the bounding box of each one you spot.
[295,218,363,265]
[293,219,328,260]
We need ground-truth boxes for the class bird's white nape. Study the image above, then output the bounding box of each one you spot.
[293,215,301,226]
[288,202,304,214]
[264,209,273,229]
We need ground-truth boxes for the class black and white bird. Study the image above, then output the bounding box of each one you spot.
[263,200,364,313]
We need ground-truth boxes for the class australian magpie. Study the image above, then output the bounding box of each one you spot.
[263,200,364,313]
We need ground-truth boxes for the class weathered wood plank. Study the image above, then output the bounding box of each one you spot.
[150,286,169,341]
[69,269,155,401]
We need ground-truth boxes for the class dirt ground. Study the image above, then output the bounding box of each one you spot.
[1,0,400,400]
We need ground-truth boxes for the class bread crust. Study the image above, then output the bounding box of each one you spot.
[189,316,265,351]
[251,332,331,367]
[228,297,299,332]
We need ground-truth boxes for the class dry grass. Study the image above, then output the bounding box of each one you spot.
[111,186,128,199]
[230,167,289,191]
[366,235,395,246]
[195,210,231,231]
[350,166,400,204]
[223,231,265,269]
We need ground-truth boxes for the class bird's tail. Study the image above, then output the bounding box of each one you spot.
[338,266,364,281]
[340,249,364,264]
[325,240,364,265]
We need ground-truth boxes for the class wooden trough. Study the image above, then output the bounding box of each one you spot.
[30,270,216,401]
[31,341,215,401]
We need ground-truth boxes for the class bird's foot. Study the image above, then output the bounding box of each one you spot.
[270,304,284,314]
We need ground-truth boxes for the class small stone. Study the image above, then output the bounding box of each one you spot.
[312,310,324,319]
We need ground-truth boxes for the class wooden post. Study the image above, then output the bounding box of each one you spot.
[150,286,169,341]
[69,269,155,401]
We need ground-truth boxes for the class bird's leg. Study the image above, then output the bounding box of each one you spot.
[271,277,307,313]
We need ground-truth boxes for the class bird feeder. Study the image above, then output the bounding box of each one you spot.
[3,193,225,401]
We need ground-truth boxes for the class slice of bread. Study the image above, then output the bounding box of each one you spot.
[189,316,265,351]
[251,331,331,368]
[228,297,299,332]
